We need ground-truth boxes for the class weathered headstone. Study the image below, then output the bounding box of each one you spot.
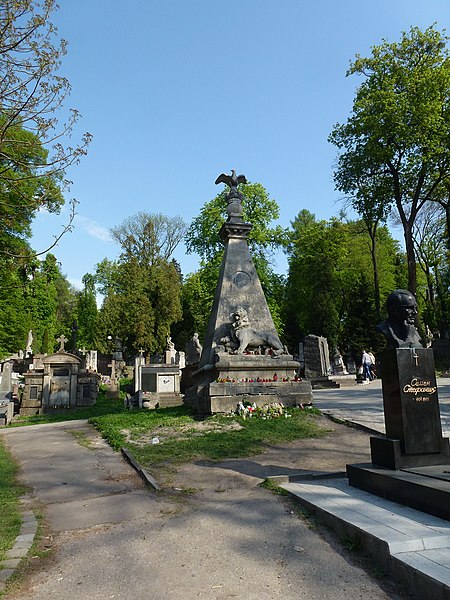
[0,362,14,425]
[303,335,331,378]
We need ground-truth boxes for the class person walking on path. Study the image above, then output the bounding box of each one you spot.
[361,349,373,381]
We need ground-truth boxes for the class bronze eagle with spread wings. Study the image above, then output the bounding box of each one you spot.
[215,169,247,190]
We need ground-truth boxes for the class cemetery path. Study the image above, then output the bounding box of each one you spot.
[0,417,409,600]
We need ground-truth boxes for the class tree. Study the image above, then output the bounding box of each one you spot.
[76,274,98,349]
[110,212,188,266]
[412,204,450,335]
[0,0,91,258]
[330,26,450,295]
[95,213,186,356]
[283,211,404,353]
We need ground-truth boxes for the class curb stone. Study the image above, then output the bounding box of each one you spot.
[0,497,37,593]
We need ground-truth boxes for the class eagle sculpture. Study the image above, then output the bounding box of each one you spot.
[215,169,247,188]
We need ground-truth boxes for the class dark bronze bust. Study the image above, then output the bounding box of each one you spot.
[377,289,423,349]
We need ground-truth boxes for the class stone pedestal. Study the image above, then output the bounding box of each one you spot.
[347,347,450,520]
[186,354,311,414]
[371,348,449,468]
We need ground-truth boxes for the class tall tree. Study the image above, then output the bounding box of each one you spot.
[95,213,186,356]
[76,274,98,349]
[330,26,450,295]
[0,0,91,259]
[110,212,188,266]
[284,211,403,353]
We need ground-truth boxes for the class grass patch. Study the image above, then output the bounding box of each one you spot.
[66,429,95,449]
[260,478,290,496]
[90,404,326,476]
[0,437,28,564]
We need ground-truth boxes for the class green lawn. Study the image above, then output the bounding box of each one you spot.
[89,403,326,475]
[0,438,27,565]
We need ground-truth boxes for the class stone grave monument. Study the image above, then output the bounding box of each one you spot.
[134,340,184,409]
[0,361,14,425]
[301,335,355,388]
[347,289,450,520]
[185,171,312,413]
[181,333,203,392]
[20,335,99,415]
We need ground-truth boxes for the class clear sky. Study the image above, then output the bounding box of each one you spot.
[30,0,450,289]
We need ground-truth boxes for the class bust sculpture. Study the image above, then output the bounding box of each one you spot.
[376,289,423,349]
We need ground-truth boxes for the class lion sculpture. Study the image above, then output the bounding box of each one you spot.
[221,307,286,356]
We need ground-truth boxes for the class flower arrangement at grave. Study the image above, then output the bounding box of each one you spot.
[236,400,314,419]
[215,374,303,384]
[237,400,286,419]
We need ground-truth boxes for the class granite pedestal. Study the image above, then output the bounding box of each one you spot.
[347,348,450,520]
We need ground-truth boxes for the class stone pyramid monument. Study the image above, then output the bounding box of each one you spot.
[186,171,312,413]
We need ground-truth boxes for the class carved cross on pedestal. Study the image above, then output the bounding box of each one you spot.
[57,335,68,351]
[412,349,419,366]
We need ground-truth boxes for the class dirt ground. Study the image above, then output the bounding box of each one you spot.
[169,415,372,493]
[3,416,412,600]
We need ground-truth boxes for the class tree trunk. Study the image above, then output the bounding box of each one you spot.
[368,224,381,318]
[400,220,416,296]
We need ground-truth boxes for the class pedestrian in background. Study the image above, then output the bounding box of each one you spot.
[361,350,373,381]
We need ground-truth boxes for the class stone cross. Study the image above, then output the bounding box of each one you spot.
[57,335,68,351]
[79,346,87,356]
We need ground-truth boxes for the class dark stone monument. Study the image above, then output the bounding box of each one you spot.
[347,289,450,520]
[185,171,312,413]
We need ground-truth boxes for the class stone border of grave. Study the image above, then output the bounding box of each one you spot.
[120,447,161,491]
[0,496,37,593]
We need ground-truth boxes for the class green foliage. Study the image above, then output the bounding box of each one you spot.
[284,211,404,353]
[186,182,286,262]
[0,253,78,357]
[94,213,186,356]
[76,274,98,349]
[0,1,91,263]
[260,478,290,496]
[0,437,27,561]
[330,25,450,294]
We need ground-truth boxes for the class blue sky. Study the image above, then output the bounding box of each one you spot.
[30,0,450,289]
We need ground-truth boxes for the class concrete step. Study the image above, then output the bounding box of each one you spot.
[277,474,450,600]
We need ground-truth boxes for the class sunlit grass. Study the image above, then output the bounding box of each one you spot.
[90,404,326,472]
[0,438,27,564]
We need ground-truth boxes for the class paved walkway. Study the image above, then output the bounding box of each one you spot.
[0,419,406,600]
[312,378,450,438]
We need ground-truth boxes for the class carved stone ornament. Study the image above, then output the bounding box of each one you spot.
[219,307,287,356]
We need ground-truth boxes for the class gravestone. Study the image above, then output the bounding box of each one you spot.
[135,343,183,409]
[347,289,450,520]
[303,335,331,378]
[331,348,348,375]
[20,334,99,415]
[0,362,14,425]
